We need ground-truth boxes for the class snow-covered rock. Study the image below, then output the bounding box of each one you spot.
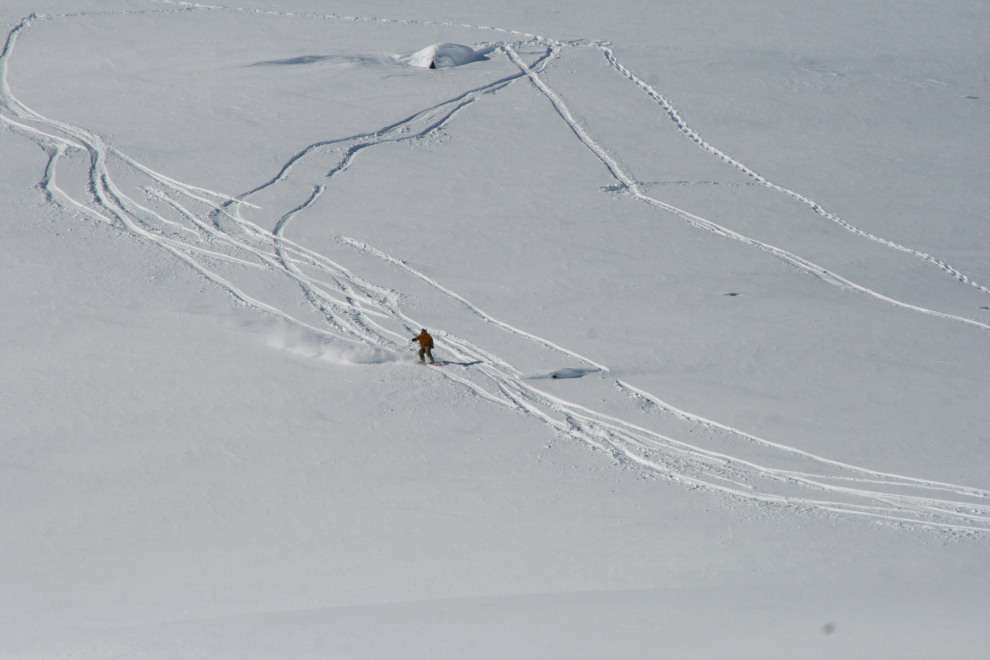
[404,43,484,68]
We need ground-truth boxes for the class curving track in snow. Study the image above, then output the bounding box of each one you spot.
[598,45,990,299]
[2,8,989,533]
[502,43,990,332]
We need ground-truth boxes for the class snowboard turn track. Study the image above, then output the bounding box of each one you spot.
[3,6,989,534]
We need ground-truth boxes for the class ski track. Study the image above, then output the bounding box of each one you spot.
[3,11,989,534]
[502,44,990,333]
[597,45,990,299]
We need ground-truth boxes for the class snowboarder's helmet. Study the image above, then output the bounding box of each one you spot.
[421,328,427,333]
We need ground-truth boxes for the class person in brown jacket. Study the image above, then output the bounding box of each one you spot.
[412,329,435,364]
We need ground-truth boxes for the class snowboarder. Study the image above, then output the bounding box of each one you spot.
[412,329,435,364]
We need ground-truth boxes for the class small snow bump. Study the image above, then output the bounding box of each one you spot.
[402,43,489,69]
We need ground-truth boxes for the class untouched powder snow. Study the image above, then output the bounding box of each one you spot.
[1,0,989,657]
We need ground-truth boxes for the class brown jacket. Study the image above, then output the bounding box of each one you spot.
[412,331,434,348]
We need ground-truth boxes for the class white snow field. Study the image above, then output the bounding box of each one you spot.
[2,0,989,657]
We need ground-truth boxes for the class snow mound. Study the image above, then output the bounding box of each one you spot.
[403,43,486,69]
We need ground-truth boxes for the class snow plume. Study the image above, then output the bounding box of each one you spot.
[267,325,397,365]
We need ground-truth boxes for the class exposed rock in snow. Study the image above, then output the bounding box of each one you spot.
[528,367,601,379]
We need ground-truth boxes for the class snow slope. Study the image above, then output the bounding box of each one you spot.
[2,0,989,657]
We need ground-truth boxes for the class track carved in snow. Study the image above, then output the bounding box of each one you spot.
[2,10,989,533]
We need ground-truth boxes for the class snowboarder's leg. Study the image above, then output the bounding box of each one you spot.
[418,347,426,362]
[426,346,434,364]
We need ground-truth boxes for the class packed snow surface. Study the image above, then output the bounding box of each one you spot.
[2,0,989,658]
